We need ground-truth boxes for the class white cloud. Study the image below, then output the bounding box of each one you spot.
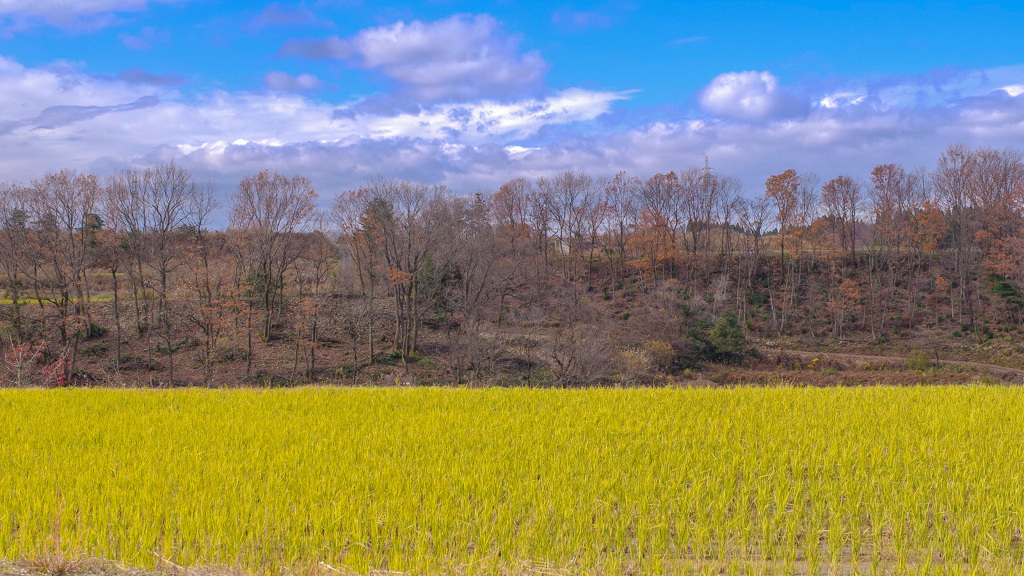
[0,56,165,120]
[1000,85,1024,97]
[0,0,187,32]
[504,145,537,160]
[264,71,324,92]
[278,14,548,101]
[3,53,1024,218]
[0,55,625,198]
[329,88,628,142]
[698,70,808,121]
[818,91,866,109]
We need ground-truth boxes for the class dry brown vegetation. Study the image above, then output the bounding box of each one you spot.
[1,143,1023,387]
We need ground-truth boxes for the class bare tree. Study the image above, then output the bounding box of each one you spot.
[737,196,773,326]
[333,188,381,367]
[491,179,541,322]
[291,224,336,380]
[638,171,684,277]
[338,178,453,369]
[867,163,925,336]
[179,186,223,385]
[679,166,719,256]
[717,176,743,259]
[230,170,318,360]
[0,183,31,342]
[27,170,103,382]
[541,170,598,286]
[933,144,979,327]
[603,171,640,297]
[971,147,1024,256]
[107,162,209,385]
[821,175,862,259]
[492,178,532,251]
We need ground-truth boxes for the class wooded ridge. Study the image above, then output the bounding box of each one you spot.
[1,143,1022,387]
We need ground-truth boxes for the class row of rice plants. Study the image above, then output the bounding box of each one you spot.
[0,386,1022,574]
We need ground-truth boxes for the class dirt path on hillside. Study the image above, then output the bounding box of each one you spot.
[762,348,1024,384]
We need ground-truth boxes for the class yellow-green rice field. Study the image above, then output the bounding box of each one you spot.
[1,387,1023,575]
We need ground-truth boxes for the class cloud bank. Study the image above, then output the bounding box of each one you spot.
[2,13,1024,211]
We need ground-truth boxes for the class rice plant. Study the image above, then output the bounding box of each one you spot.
[0,386,1022,574]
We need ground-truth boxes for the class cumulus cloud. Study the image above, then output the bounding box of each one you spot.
[0,0,187,33]
[698,70,809,121]
[264,71,324,92]
[278,14,548,101]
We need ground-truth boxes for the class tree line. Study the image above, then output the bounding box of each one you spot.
[1,143,1022,387]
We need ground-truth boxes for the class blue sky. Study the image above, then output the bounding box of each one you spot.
[2,0,1023,205]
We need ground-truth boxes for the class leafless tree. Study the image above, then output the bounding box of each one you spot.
[0,183,31,342]
[338,178,453,369]
[107,162,210,385]
[933,144,979,327]
[603,171,640,297]
[230,170,318,380]
[27,170,103,381]
[821,175,862,258]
